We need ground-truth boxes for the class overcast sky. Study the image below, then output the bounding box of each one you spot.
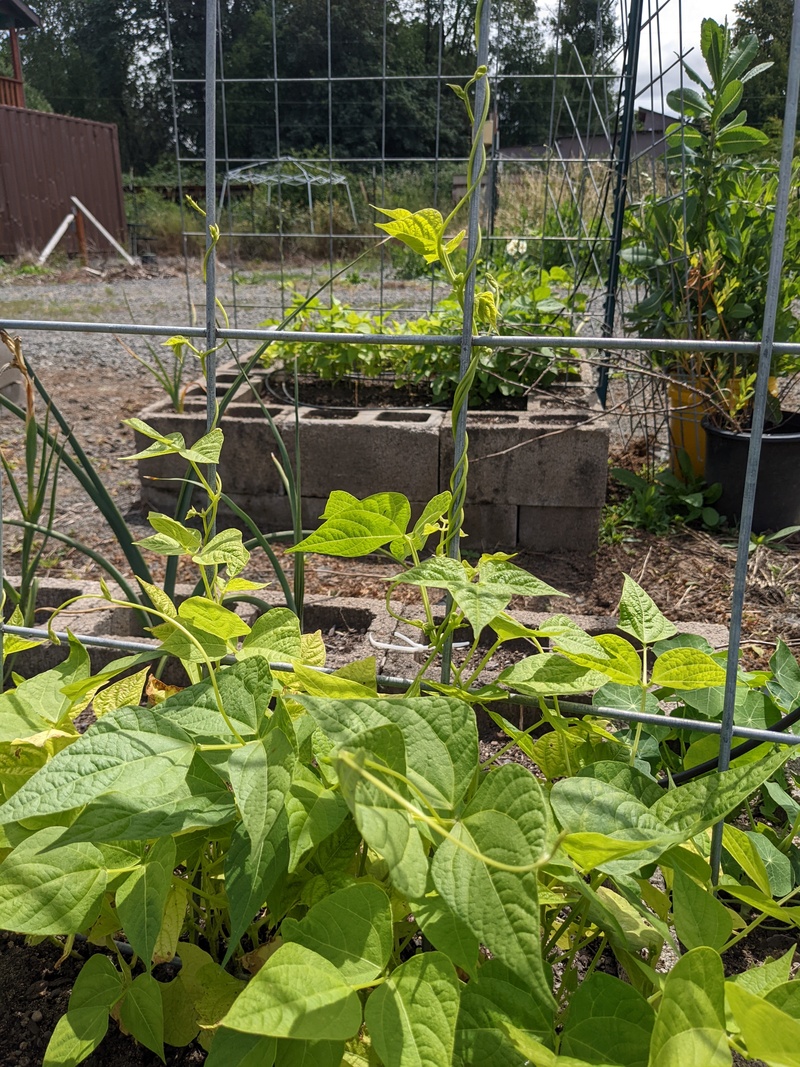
[634,0,739,112]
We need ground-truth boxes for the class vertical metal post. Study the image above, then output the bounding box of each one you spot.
[597,0,644,406]
[164,0,193,316]
[271,0,286,317]
[450,0,491,557]
[204,0,217,441]
[429,0,445,315]
[441,0,490,685]
[216,0,239,348]
[379,0,388,316]
[710,0,800,884]
[326,0,335,289]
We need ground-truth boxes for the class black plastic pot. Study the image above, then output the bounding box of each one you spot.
[702,412,800,532]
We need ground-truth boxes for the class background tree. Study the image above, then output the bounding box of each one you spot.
[16,0,566,172]
[493,0,551,147]
[20,0,171,171]
[733,0,792,129]
[548,0,619,141]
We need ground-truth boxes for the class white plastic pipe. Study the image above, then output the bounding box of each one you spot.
[70,196,135,265]
[37,213,74,264]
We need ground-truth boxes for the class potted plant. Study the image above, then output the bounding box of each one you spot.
[622,17,800,529]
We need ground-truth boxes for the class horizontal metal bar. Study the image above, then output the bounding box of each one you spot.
[177,154,625,166]
[186,230,616,240]
[178,155,477,165]
[180,155,618,168]
[556,699,800,745]
[1,319,209,339]
[172,72,617,85]
[4,626,799,746]
[3,318,797,356]
[1,624,421,691]
[4,625,161,656]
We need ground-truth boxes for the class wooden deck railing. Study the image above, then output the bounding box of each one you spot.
[0,77,25,109]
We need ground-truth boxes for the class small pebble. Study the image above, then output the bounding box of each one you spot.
[30,1011,42,1024]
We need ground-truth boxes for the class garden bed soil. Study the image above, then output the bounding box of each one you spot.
[0,926,783,1066]
[263,370,528,410]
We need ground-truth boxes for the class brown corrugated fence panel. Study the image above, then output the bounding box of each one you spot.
[0,106,127,259]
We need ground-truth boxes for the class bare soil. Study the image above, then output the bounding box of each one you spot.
[0,932,206,1066]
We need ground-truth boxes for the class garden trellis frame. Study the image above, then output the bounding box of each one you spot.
[161,0,687,456]
[1,0,800,886]
[219,158,359,234]
[166,0,642,330]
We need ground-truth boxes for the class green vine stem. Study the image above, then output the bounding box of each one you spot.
[46,590,245,744]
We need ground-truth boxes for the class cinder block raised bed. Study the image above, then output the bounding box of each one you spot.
[134,369,609,555]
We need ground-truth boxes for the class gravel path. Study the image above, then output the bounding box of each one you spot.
[2,258,457,367]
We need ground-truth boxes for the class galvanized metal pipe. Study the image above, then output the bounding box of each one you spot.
[4,625,799,748]
[204,0,218,441]
[5,319,798,356]
[450,0,491,540]
[440,0,491,687]
[598,0,644,405]
[709,0,800,884]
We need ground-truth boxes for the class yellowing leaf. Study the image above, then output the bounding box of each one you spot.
[153,880,187,966]
[93,668,149,719]
[374,206,444,263]
[651,648,727,690]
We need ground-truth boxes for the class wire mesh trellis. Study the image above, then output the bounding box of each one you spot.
[158,0,710,468]
[166,0,647,322]
[0,0,799,891]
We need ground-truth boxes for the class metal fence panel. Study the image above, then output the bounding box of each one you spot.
[0,106,127,258]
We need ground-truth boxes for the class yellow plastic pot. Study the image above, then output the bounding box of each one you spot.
[668,381,709,479]
[668,376,779,480]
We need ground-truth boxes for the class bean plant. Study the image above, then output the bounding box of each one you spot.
[1,6,800,1066]
[258,265,584,407]
[0,421,799,1066]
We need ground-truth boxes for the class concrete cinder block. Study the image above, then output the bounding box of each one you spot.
[288,407,443,500]
[134,398,290,502]
[461,503,519,551]
[518,505,602,556]
[135,374,607,557]
[440,408,609,508]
